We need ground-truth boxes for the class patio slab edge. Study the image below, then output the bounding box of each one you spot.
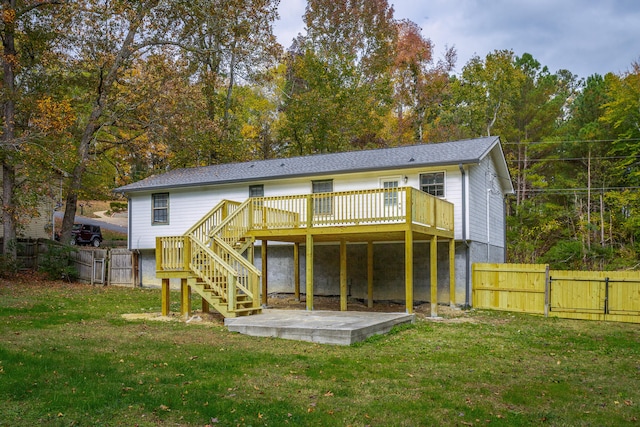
[224,310,415,345]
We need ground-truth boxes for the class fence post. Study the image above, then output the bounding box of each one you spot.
[107,249,112,286]
[604,277,609,315]
[544,264,550,317]
[90,250,96,285]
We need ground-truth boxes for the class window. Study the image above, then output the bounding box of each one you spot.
[312,179,333,215]
[381,178,400,206]
[420,172,445,197]
[152,193,169,225]
[249,184,264,197]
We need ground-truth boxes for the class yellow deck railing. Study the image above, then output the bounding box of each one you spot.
[250,187,453,231]
[185,200,242,243]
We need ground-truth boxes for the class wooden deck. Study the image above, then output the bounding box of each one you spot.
[156,188,455,318]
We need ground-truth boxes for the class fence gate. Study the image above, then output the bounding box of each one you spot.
[549,270,640,323]
[108,249,135,286]
[73,249,107,284]
[72,247,136,286]
[472,263,640,324]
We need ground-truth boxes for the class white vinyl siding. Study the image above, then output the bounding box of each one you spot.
[467,155,505,248]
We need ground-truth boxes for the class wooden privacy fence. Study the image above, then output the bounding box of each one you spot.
[472,263,640,324]
[72,247,138,286]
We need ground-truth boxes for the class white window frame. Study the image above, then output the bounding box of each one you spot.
[152,193,169,225]
[420,171,445,197]
[380,177,401,207]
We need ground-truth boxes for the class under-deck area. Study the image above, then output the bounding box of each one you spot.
[156,187,455,318]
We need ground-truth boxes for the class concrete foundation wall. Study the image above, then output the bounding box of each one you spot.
[139,242,486,305]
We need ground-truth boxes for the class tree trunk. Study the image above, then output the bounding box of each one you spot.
[2,0,18,260]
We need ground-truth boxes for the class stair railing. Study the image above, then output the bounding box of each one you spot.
[206,199,261,308]
[185,200,242,243]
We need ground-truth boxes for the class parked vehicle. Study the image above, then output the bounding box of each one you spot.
[70,223,103,247]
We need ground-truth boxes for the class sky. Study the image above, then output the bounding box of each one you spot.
[274,0,640,79]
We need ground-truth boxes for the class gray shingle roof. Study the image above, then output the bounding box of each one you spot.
[116,136,503,193]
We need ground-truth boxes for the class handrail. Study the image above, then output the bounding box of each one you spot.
[189,236,258,302]
[185,199,242,242]
[207,200,261,274]
[249,187,454,232]
[209,199,252,241]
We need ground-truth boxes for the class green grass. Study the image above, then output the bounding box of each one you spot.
[1,277,639,426]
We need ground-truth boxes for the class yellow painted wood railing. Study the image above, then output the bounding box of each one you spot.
[250,187,454,231]
[156,235,187,272]
[185,200,242,243]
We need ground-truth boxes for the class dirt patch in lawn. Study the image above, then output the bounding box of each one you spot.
[262,294,476,322]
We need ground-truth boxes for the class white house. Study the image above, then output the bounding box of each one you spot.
[116,136,513,315]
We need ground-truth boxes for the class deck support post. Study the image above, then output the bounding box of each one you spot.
[405,230,414,314]
[202,298,210,314]
[261,240,268,306]
[305,234,314,311]
[340,239,347,311]
[367,241,374,308]
[161,278,170,316]
[430,236,438,317]
[180,278,191,318]
[449,239,456,307]
[294,242,300,301]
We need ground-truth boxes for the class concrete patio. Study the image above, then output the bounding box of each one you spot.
[224,309,415,345]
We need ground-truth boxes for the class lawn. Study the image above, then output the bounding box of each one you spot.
[1,276,638,426]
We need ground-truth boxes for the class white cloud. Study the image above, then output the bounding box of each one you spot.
[275,0,640,78]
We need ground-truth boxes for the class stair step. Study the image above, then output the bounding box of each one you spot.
[231,307,262,315]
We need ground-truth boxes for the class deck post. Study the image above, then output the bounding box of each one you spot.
[430,236,438,317]
[180,278,191,318]
[202,298,210,314]
[247,239,254,264]
[294,242,300,301]
[306,234,314,311]
[367,241,374,308]
[183,237,191,271]
[161,278,170,316]
[261,240,268,306]
[449,239,456,307]
[405,230,414,314]
[340,239,347,311]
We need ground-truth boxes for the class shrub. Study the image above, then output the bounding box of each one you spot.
[109,201,128,213]
[38,243,78,281]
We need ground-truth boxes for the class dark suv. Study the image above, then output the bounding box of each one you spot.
[71,224,103,247]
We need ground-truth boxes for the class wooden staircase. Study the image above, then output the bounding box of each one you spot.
[158,200,262,318]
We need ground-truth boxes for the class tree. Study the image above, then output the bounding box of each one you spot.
[601,62,640,186]
[169,0,281,165]
[280,0,397,154]
[59,0,166,244]
[1,0,66,260]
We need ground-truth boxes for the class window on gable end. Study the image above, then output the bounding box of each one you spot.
[152,193,169,225]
